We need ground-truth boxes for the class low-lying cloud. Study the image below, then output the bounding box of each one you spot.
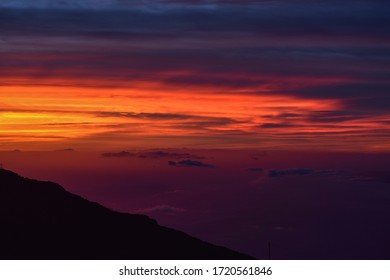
[101,151,134,158]
[268,168,345,178]
[168,159,214,168]
[102,150,204,159]
[135,204,186,215]
[138,151,205,159]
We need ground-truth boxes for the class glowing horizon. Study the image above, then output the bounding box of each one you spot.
[1,83,388,152]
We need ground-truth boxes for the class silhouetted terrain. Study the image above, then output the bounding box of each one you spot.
[0,168,253,260]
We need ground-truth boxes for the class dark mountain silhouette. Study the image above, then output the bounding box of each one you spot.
[0,168,253,260]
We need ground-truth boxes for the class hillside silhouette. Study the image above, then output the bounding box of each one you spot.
[0,168,253,260]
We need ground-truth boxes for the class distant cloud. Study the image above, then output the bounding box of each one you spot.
[101,151,134,158]
[0,0,117,9]
[137,151,205,159]
[168,160,214,168]
[136,205,186,215]
[268,169,315,177]
[102,150,205,159]
[97,111,194,121]
[260,123,297,129]
[268,168,345,178]
[306,110,370,123]
[350,171,390,185]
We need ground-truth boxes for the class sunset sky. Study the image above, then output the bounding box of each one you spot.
[1,1,390,260]
[1,0,389,151]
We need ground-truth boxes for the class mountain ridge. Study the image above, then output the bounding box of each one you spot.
[0,168,254,260]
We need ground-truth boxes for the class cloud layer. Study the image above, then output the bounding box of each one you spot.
[1,0,389,151]
[168,160,214,168]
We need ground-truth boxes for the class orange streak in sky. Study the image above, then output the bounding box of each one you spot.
[1,84,388,151]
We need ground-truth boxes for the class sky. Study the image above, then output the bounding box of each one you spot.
[1,1,390,259]
[1,0,389,151]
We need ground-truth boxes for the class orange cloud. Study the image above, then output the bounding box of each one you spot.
[5,83,386,151]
